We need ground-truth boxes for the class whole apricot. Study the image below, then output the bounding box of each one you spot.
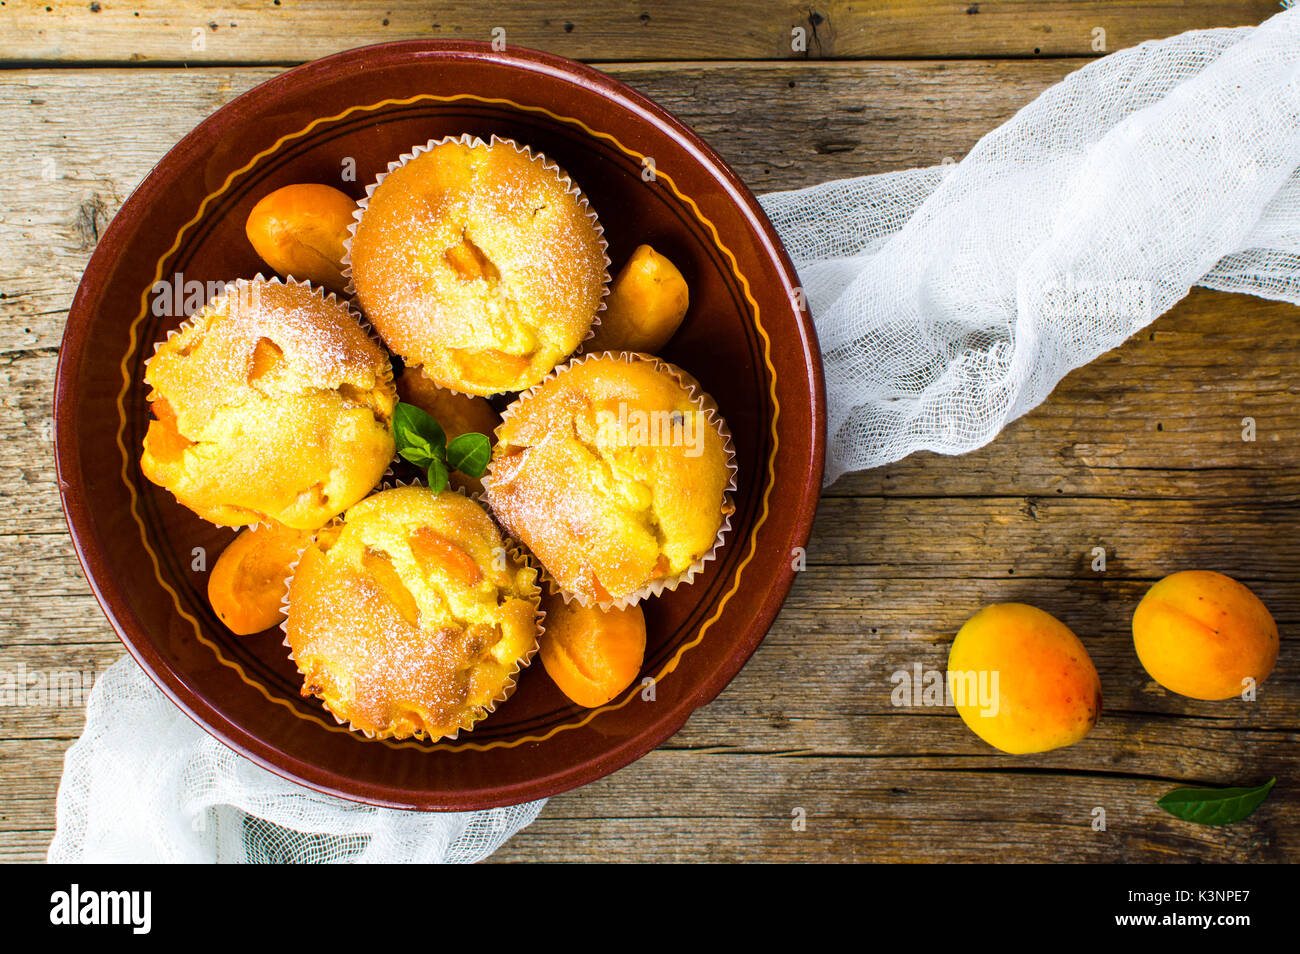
[245,183,357,291]
[208,522,314,635]
[1133,570,1278,701]
[947,603,1102,754]
[587,244,689,354]
[539,596,646,708]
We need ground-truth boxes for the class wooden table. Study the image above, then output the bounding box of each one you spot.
[1,1,1294,863]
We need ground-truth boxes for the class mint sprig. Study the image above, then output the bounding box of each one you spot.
[1157,777,1276,826]
[392,401,491,493]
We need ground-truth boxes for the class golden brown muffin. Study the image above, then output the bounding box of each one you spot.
[396,366,500,495]
[284,487,542,740]
[346,135,607,396]
[140,278,395,530]
[485,353,734,606]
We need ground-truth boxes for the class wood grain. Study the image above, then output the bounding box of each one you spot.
[2,11,1297,861]
[0,1,1281,65]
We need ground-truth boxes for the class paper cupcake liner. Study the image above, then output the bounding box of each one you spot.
[279,479,544,742]
[143,274,397,531]
[483,350,738,611]
[340,133,611,397]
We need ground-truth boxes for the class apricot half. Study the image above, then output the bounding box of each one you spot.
[587,244,689,354]
[1133,570,1278,701]
[208,523,314,635]
[245,183,357,291]
[947,603,1102,754]
[539,597,646,708]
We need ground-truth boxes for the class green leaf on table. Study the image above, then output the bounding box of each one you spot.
[1157,777,1276,826]
[426,455,450,495]
[446,432,492,478]
[393,402,446,468]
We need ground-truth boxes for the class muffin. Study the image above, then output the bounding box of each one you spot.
[485,352,735,606]
[140,278,396,530]
[346,134,608,396]
[284,486,542,740]
[396,366,500,495]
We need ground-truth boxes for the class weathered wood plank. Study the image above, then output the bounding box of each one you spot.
[491,752,1291,862]
[6,486,1300,657]
[4,570,1296,766]
[0,1,1279,65]
[807,496,1300,579]
[4,740,1288,862]
[0,829,52,863]
[10,485,1300,604]
[505,752,1291,863]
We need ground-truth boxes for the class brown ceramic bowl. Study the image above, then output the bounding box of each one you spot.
[54,41,825,810]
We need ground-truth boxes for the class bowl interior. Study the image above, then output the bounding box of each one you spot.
[56,43,824,809]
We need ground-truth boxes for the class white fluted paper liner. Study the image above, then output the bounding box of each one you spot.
[341,133,610,396]
[484,350,737,611]
[279,479,544,742]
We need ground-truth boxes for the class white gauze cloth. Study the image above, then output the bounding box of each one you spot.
[50,8,1300,863]
[760,6,1300,484]
[48,657,544,862]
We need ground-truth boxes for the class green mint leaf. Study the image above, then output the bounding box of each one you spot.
[426,455,450,494]
[392,402,446,467]
[399,438,435,469]
[1157,777,1276,826]
[446,432,492,478]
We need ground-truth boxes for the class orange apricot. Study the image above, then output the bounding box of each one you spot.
[539,597,646,708]
[947,603,1101,754]
[1133,570,1278,701]
[208,523,314,635]
[244,183,357,291]
[587,244,690,354]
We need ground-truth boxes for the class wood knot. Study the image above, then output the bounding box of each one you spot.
[74,195,110,251]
